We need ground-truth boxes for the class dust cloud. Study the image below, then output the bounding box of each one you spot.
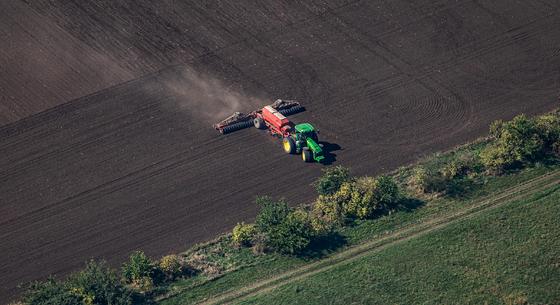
[161,67,266,121]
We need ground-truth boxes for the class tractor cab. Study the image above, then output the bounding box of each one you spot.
[294,123,318,141]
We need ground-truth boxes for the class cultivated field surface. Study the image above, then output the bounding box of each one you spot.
[1,0,559,301]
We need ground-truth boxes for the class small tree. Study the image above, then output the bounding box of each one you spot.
[481,115,545,173]
[408,166,447,194]
[314,166,351,195]
[253,197,314,255]
[255,196,291,233]
[23,278,81,305]
[479,144,513,174]
[232,222,256,247]
[344,176,400,219]
[23,261,132,305]
[373,175,401,212]
[67,260,132,305]
[536,112,560,154]
[266,209,314,254]
[310,194,346,234]
[121,251,155,290]
[158,255,183,281]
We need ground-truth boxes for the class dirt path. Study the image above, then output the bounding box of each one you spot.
[196,170,560,305]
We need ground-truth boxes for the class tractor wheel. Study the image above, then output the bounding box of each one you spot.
[302,148,313,162]
[283,137,296,154]
[253,117,265,129]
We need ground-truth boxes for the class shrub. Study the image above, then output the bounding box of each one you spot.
[255,196,291,233]
[489,119,504,138]
[23,261,132,305]
[481,114,545,173]
[130,277,154,293]
[251,232,268,255]
[553,141,560,158]
[67,260,131,305]
[253,197,314,254]
[121,251,155,286]
[158,255,183,280]
[187,253,222,277]
[408,166,447,194]
[536,111,560,154]
[23,279,81,305]
[479,144,513,174]
[441,157,470,180]
[343,176,400,219]
[232,222,257,247]
[266,209,314,254]
[314,166,351,195]
[310,194,346,234]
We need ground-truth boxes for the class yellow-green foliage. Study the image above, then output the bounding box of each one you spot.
[480,114,545,173]
[70,287,94,305]
[334,176,401,219]
[159,254,182,280]
[409,166,446,194]
[232,222,256,247]
[479,143,513,174]
[310,194,346,234]
[344,177,378,219]
[131,276,154,293]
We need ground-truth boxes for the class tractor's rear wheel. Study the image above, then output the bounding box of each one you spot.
[254,117,265,129]
[283,137,296,154]
[302,148,313,162]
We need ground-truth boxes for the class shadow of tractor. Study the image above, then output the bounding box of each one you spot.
[319,141,341,165]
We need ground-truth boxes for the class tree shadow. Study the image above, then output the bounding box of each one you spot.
[299,231,348,259]
[397,197,426,213]
[319,141,342,165]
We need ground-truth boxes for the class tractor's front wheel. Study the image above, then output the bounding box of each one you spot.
[283,137,296,154]
[302,148,313,162]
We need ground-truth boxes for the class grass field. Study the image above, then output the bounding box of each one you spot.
[237,183,560,305]
[157,160,559,305]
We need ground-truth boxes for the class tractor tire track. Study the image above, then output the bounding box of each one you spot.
[195,170,560,305]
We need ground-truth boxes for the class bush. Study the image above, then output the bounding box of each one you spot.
[187,253,222,277]
[343,176,400,219]
[68,260,131,305]
[232,222,256,247]
[489,119,504,138]
[266,209,314,254]
[23,279,81,305]
[310,194,346,234]
[121,251,155,286]
[409,166,447,194]
[253,197,314,254]
[23,261,132,305]
[479,144,513,174]
[481,114,545,173]
[410,152,480,194]
[255,196,291,233]
[158,255,183,280]
[251,232,268,255]
[553,141,560,158]
[536,111,560,154]
[314,166,351,195]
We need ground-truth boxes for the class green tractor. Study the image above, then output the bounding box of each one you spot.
[282,123,325,163]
